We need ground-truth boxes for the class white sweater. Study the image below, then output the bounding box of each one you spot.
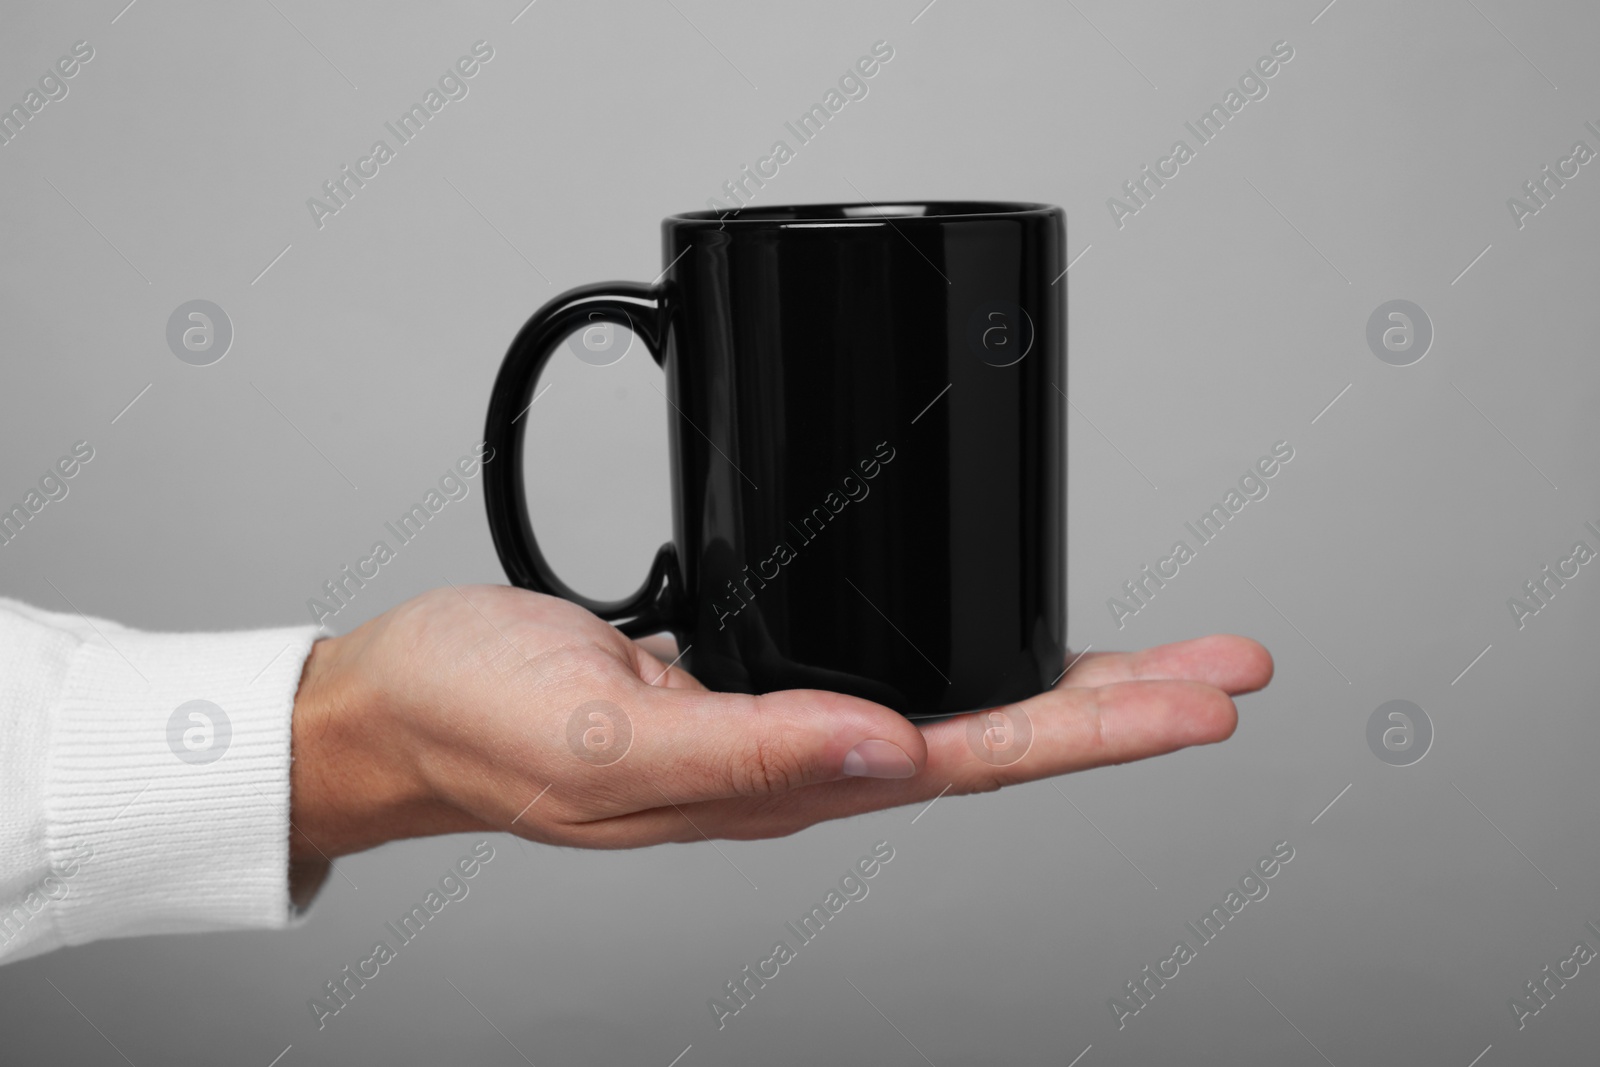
[0,596,318,965]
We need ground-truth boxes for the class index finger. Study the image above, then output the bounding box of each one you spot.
[1057,634,1273,695]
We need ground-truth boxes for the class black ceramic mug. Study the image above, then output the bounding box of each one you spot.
[484,201,1065,719]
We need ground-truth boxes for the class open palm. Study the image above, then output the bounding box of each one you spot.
[287,585,1273,861]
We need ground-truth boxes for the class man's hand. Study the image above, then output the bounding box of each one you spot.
[287,586,1272,874]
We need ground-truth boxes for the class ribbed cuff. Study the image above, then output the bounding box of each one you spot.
[47,622,319,947]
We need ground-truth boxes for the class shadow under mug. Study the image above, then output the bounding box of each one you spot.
[484,201,1066,719]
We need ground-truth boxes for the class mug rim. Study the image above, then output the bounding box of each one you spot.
[668,200,1060,227]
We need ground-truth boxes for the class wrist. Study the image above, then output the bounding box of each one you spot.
[289,630,422,862]
[289,617,488,867]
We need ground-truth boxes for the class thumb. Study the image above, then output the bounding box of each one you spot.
[621,686,929,807]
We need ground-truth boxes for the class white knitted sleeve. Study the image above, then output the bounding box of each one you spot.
[0,596,319,965]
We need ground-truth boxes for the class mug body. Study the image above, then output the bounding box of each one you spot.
[658,201,1066,718]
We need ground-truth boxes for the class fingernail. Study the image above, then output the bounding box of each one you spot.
[842,739,916,779]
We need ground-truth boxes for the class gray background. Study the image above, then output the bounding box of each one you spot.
[1,0,1596,1063]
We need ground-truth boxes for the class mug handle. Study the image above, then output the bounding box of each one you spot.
[483,281,680,637]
